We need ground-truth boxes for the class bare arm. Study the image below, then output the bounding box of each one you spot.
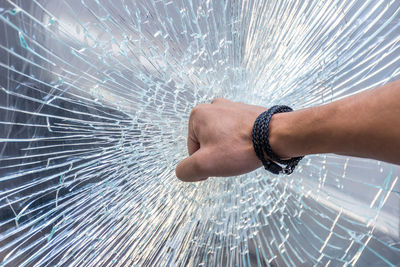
[175,80,400,182]
[270,80,400,163]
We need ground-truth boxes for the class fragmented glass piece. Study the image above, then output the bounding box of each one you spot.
[0,0,399,266]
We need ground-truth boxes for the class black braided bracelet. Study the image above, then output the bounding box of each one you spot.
[252,105,303,175]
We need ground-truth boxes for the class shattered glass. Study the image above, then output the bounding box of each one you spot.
[0,0,399,265]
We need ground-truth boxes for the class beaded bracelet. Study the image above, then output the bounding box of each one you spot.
[252,105,303,175]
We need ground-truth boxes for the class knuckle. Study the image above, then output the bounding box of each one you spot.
[211,97,226,104]
[190,103,208,118]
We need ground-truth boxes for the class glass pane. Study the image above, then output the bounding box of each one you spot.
[0,0,399,265]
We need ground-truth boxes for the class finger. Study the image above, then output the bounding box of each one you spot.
[187,116,200,155]
[175,148,212,182]
[187,136,200,155]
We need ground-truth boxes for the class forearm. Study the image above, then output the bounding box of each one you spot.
[176,82,400,182]
[269,80,400,164]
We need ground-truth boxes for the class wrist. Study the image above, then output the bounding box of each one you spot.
[268,105,336,159]
[268,112,294,159]
[252,105,304,174]
[268,107,318,159]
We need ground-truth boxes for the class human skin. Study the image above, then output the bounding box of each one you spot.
[175,80,400,182]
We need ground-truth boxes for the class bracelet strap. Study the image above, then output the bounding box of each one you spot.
[252,105,303,175]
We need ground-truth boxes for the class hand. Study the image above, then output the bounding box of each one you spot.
[175,98,268,182]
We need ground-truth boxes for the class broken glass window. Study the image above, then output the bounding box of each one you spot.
[0,0,399,266]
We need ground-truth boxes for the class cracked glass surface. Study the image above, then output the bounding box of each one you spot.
[0,0,399,266]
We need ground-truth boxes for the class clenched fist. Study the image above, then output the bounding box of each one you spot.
[175,98,268,182]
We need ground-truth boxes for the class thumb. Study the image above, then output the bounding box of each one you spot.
[175,148,211,182]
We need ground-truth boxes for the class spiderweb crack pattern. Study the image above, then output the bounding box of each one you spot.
[0,0,399,266]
